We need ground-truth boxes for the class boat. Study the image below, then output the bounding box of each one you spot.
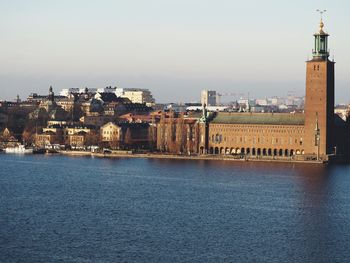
[33,148,46,154]
[5,145,33,154]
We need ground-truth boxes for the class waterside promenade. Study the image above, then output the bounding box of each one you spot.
[59,150,330,164]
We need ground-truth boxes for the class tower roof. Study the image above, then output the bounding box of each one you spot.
[312,16,330,60]
[315,19,328,36]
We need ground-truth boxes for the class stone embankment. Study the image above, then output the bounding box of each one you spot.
[59,150,327,164]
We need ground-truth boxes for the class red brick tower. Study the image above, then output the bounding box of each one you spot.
[304,18,335,157]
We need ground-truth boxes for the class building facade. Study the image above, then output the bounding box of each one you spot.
[201,90,217,106]
[100,122,122,148]
[119,88,155,106]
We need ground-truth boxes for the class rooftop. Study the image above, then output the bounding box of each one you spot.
[211,112,305,125]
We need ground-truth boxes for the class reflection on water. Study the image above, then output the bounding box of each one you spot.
[1,154,350,262]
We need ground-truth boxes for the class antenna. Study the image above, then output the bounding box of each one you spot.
[316,9,327,21]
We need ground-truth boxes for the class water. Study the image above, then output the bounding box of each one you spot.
[1,154,350,262]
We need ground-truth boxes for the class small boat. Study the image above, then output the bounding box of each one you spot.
[5,145,33,154]
[33,148,46,154]
[46,148,59,154]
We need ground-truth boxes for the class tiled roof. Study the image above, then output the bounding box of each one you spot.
[98,93,119,102]
[211,112,305,125]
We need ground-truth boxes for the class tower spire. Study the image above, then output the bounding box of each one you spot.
[316,9,326,22]
[312,9,329,60]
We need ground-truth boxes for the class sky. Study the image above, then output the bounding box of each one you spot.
[0,0,349,103]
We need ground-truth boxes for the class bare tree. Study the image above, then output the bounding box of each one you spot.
[175,117,185,154]
[148,116,156,151]
[85,130,99,147]
[124,127,132,149]
[109,134,120,150]
[158,113,166,152]
[22,129,35,146]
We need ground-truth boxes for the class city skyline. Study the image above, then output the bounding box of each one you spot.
[1,0,349,103]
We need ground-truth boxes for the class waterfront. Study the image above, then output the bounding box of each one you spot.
[1,154,350,262]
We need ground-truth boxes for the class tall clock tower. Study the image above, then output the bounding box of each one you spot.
[304,19,335,157]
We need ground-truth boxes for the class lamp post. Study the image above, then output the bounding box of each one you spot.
[315,130,320,161]
[315,112,320,161]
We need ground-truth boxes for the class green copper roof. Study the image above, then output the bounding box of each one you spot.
[211,113,305,125]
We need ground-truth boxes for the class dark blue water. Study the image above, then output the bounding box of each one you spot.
[1,154,350,262]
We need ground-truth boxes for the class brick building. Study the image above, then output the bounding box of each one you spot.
[158,19,346,161]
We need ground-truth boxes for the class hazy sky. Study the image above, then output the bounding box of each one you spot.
[1,0,349,103]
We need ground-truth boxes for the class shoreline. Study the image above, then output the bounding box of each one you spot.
[59,150,329,164]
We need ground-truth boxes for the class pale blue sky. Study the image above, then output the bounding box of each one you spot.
[0,0,349,103]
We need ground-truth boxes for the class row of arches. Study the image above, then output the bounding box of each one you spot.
[203,147,305,157]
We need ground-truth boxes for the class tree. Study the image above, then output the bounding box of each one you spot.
[85,130,99,147]
[22,129,35,146]
[124,127,132,149]
[109,131,120,150]
[148,116,156,151]
[158,113,166,152]
[167,112,177,153]
[175,117,185,154]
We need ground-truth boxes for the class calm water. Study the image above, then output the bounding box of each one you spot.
[1,154,350,262]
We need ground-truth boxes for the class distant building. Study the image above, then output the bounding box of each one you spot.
[99,86,117,93]
[33,86,68,120]
[117,88,155,106]
[100,121,150,150]
[201,90,216,106]
[68,131,87,149]
[164,103,187,113]
[100,122,122,147]
[118,113,151,123]
[59,88,80,97]
[335,104,349,121]
[56,94,75,112]
[156,112,200,154]
[80,113,115,128]
[35,122,95,149]
[59,87,97,97]
[255,99,268,106]
[35,131,62,148]
[186,106,229,112]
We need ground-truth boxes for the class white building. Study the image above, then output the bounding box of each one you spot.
[80,88,97,94]
[255,99,268,106]
[97,87,117,93]
[100,122,122,143]
[118,88,155,106]
[59,88,97,96]
[201,90,217,106]
[59,88,80,96]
